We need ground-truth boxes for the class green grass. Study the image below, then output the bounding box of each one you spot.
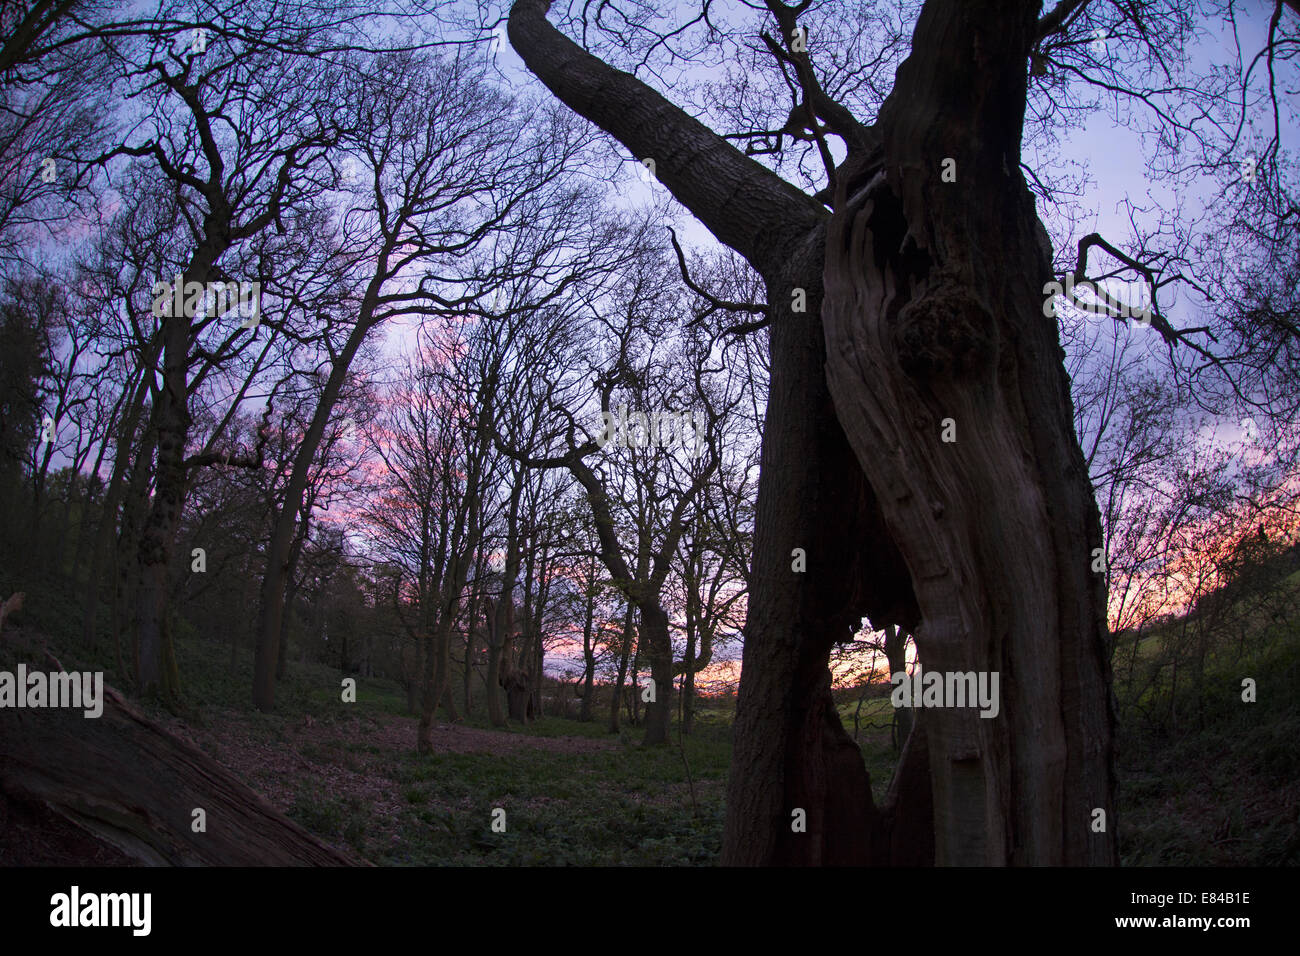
[152,630,733,866]
[11,531,1298,866]
[1117,627,1300,865]
[287,788,370,853]
[374,719,730,865]
[455,712,614,740]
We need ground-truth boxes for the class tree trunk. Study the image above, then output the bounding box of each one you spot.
[0,647,361,865]
[275,524,309,683]
[508,0,1117,868]
[885,624,912,747]
[441,682,459,722]
[134,301,191,702]
[720,249,919,865]
[276,578,297,681]
[485,607,509,728]
[253,313,378,711]
[463,621,475,718]
[419,554,475,751]
[414,627,437,742]
[815,0,1116,863]
[429,613,456,724]
[682,628,697,737]
[461,588,480,718]
[639,603,672,745]
[527,553,550,719]
[505,667,531,722]
[676,596,713,737]
[579,587,596,722]
[628,644,641,726]
[116,424,157,688]
[607,606,632,734]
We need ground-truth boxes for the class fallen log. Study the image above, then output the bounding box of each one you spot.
[0,640,361,866]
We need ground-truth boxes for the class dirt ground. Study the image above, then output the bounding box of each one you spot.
[4,679,615,866]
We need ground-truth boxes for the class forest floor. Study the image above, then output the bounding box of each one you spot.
[160,696,907,865]
[1110,612,1300,866]
[5,559,1298,865]
[164,621,1300,866]
[136,638,733,865]
[145,648,911,866]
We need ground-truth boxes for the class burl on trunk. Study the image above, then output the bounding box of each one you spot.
[509,0,1118,865]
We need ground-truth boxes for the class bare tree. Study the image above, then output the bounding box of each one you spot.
[507,0,1110,864]
[507,0,1300,865]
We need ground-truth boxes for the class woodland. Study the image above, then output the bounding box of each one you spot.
[0,0,1297,867]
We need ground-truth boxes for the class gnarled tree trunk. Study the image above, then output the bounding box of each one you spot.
[816,0,1115,865]
[509,0,1117,866]
[504,666,531,722]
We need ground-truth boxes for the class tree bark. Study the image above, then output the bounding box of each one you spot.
[818,0,1116,864]
[0,649,360,865]
[116,422,158,686]
[505,666,531,722]
[720,250,918,865]
[276,577,297,681]
[485,617,515,727]
[607,604,633,734]
[885,624,912,747]
[681,628,697,736]
[509,0,1117,866]
[462,604,476,718]
[253,309,379,711]
[134,291,195,702]
[639,603,672,745]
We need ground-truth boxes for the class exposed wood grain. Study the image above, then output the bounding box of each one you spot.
[0,647,362,866]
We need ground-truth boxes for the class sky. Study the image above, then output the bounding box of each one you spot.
[26,0,1298,692]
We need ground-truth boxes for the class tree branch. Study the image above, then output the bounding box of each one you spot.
[1035,0,1090,42]
[668,226,769,333]
[507,0,824,275]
